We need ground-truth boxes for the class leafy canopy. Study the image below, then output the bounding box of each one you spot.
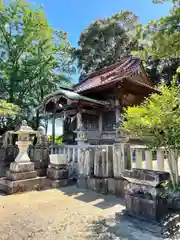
[134,0,180,60]
[0,100,20,117]
[0,0,74,130]
[123,81,180,149]
[131,0,180,86]
[75,11,139,79]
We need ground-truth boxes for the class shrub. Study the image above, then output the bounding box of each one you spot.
[123,81,180,189]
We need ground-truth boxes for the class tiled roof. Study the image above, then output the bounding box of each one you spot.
[74,56,146,93]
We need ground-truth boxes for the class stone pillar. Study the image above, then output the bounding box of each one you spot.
[74,110,91,188]
[47,155,70,188]
[32,126,50,177]
[75,109,86,162]
[111,108,131,197]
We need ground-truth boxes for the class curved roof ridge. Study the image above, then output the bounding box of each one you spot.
[74,55,142,93]
[74,55,140,87]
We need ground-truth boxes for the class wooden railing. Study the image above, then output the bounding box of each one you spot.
[130,145,166,172]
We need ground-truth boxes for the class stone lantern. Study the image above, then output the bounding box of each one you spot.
[0,120,51,194]
[13,120,37,163]
[115,118,129,143]
[74,124,88,144]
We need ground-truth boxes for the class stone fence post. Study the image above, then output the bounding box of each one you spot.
[31,126,50,176]
[109,127,131,197]
[113,142,131,178]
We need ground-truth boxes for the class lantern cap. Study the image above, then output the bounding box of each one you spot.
[13,120,37,135]
[74,124,88,133]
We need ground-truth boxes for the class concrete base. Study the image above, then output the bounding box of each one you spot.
[49,163,67,170]
[115,178,126,198]
[77,175,109,194]
[47,168,68,180]
[36,168,47,177]
[51,179,75,188]
[94,178,108,194]
[10,162,35,173]
[107,178,116,195]
[6,170,37,181]
[76,174,89,189]
[76,175,125,197]
[0,177,52,194]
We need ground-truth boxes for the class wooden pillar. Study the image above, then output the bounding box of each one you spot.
[115,99,120,123]
[51,114,55,146]
[98,113,103,132]
[77,110,82,128]
[76,109,82,162]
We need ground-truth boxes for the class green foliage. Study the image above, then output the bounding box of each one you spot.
[123,81,180,188]
[123,82,180,150]
[0,100,20,117]
[131,0,180,86]
[48,136,63,145]
[135,1,180,60]
[0,0,74,130]
[152,0,179,3]
[75,11,139,79]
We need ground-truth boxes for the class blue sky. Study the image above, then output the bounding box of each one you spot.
[31,0,171,82]
[33,0,171,47]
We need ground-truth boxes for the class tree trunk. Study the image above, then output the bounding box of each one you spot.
[36,109,40,130]
[167,148,179,189]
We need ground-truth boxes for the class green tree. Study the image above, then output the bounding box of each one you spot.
[0,100,20,117]
[0,100,20,133]
[123,81,180,188]
[75,11,139,80]
[134,0,180,59]
[132,0,180,86]
[0,0,74,130]
[140,57,180,86]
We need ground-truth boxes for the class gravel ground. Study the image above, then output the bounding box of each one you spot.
[0,186,125,240]
[0,186,166,240]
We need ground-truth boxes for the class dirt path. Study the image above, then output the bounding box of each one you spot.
[0,186,125,240]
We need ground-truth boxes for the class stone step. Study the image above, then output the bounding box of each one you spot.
[6,170,37,181]
[0,177,52,194]
[47,168,68,180]
[51,178,75,188]
[123,168,170,187]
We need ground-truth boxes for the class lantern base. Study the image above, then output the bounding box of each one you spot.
[0,177,52,194]
[0,161,51,194]
[10,162,35,173]
[6,170,37,181]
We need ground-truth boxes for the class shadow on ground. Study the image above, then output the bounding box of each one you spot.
[89,213,164,240]
[60,185,125,210]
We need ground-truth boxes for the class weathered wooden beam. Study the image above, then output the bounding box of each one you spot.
[81,109,99,115]
[54,109,77,117]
